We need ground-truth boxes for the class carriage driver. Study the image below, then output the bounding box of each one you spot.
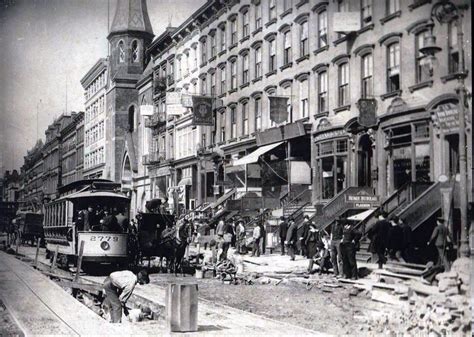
[103,269,150,323]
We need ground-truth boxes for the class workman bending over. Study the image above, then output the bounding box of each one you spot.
[103,270,150,323]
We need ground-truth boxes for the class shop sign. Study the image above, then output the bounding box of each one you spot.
[167,104,186,115]
[345,193,379,208]
[432,103,459,133]
[140,104,154,116]
[192,95,213,126]
[357,98,377,127]
[313,129,346,142]
[333,12,361,33]
[166,92,181,105]
[181,94,193,108]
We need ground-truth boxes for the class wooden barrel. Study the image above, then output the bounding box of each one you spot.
[166,282,198,332]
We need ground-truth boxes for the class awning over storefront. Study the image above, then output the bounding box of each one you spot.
[233,141,283,166]
[177,177,192,186]
[347,209,376,221]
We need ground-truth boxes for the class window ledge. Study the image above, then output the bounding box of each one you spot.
[208,56,217,62]
[280,8,293,19]
[409,0,432,11]
[229,43,238,51]
[200,62,208,68]
[441,72,468,83]
[252,27,263,36]
[191,68,198,73]
[381,90,402,101]
[313,111,329,119]
[240,36,250,44]
[296,0,309,9]
[240,82,250,89]
[265,18,277,28]
[265,70,277,78]
[280,62,293,71]
[295,116,310,123]
[358,23,374,35]
[228,138,237,143]
[333,35,348,46]
[218,50,227,57]
[216,141,225,146]
[239,135,249,140]
[229,88,238,94]
[380,10,402,25]
[333,105,351,113]
[252,76,263,84]
[251,131,258,136]
[313,45,329,55]
[218,93,227,99]
[296,55,310,64]
[408,80,433,93]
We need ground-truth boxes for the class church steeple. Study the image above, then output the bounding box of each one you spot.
[108,0,154,40]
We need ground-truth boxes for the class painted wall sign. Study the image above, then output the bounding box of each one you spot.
[192,95,214,126]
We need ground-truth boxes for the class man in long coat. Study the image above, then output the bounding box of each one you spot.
[285,218,297,261]
[368,212,391,269]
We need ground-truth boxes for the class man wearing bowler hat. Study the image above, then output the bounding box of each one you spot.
[427,217,453,272]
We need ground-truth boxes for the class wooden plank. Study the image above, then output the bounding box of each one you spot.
[373,269,430,284]
[408,280,439,296]
[385,266,424,276]
[386,261,427,270]
[371,289,403,306]
[58,280,102,296]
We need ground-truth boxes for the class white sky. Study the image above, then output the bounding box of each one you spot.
[0,0,205,174]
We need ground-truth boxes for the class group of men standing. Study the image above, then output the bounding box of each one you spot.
[76,206,130,233]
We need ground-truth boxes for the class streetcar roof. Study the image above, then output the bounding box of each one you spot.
[60,190,130,201]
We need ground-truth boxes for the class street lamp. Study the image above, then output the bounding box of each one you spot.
[420,1,470,257]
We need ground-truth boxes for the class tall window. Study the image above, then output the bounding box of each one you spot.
[255,46,262,77]
[192,46,197,70]
[231,18,238,45]
[269,39,276,72]
[318,71,328,112]
[242,53,249,84]
[210,34,216,58]
[220,66,226,94]
[300,21,309,57]
[338,62,349,106]
[220,25,226,51]
[242,10,250,37]
[255,97,262,131]
[416,31,430,83]
[220,111,226,142]
[387,42,400,92]
[230,60,237,90]
[318,10,328,48]
[387,0,400,15]
[176,57,182,79]
[300,79,309,118]
[201,40,207,64]
[210,72,216,95]
[201,76,207,95]
[118,41,125,63]
[448,20,459,74]
[283,30,292,65]
[230,106,237,138]
[131,40,139,63]
[361,53,373,97]
[361,0,372,27]
[242,102,249,135]
[255,1,262,29]
[269,0,276,20]
[184,53,189,75]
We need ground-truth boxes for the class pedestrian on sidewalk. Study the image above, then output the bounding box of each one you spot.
[340,219,361,280]
[297,215,310,257]
[304,222,320,273]
[279,216,288,255]
[427,217,453,272]
[258,211,267,255]
[399,217,413,262]
[368,212,391,269]
[285,217,297,261]
[103,270,150,323]
[330,217,344,277]
[251,223,261,257]
[387,215,404,262]
[235,220,246,254]
[318,231,331,274]
[216,220,230,261]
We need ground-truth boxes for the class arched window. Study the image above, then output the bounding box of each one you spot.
[118,40,125,63]
[131,40,139,63]
[128,105,135,132]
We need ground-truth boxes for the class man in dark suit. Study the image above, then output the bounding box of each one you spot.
[427,217,453,272]
[368,212,391,269]
[297,215,310,257]
[285,217,297,261]
[278,216,288,255]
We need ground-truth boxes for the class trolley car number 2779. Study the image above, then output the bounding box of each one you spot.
[89,236,119,242]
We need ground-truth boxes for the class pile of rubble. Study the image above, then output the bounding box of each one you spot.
[361,258,471,335]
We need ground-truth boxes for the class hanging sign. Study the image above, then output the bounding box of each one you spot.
[166,92,181,105]
[140,104,154,116]
[192,95,213,126]
[269,96,289,124]
[431,103,459,134]
[357,98,378,127]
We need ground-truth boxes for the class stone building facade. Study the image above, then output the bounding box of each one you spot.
[20,140,44,211]
[60,112,85,186]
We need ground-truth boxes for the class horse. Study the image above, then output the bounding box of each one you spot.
[158,221,193,276]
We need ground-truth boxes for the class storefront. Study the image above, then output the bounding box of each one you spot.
[312,128,350,202]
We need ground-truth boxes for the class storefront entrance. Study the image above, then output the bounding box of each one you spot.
[358,134,373,187]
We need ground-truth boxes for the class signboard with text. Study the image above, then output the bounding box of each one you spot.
[432,102,459,134]
[192,95,213,126]
[345,194,379,209]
